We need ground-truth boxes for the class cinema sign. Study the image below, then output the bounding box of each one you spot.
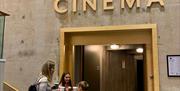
[54,0,165,14]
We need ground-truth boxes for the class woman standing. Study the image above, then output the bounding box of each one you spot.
[58,72,73,91]
[37,60,55,91]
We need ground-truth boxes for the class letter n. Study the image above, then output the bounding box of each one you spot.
[83,0,97,11]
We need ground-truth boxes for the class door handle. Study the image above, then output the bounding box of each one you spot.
[150,75,154,79]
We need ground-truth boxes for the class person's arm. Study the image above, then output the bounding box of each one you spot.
[38,76,51,91]
[58,83,63,88]
[38,82,48,91]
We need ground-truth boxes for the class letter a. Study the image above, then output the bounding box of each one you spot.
[147,0,164,7]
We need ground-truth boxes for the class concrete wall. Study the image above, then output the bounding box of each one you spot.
[0,0,180,91]
[0,60,5,91]
[0,0,60,90]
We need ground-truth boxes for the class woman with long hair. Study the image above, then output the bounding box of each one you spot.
[58,72,72,91]
[37,60,55,91]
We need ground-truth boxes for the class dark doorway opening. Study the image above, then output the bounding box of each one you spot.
[74,45,100,91]
[136,60,144,91]
[74,45,145,91]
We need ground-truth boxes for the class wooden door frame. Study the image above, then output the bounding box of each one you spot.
[59,24,159,91]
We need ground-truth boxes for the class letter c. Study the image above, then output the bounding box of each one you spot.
[54,0,68,14]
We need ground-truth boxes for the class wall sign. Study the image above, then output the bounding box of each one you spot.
[54,0,165,14]
[167,55,180,77]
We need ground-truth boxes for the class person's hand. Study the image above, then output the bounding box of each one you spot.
[58,86,65,91]
[66,87,70,91]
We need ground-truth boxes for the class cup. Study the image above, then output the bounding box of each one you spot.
[54,82,59,88]
[73,86,78,91]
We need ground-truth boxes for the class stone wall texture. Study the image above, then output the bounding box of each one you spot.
[0,0,180,91]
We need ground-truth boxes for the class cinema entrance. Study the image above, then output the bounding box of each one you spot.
[59,24,159,91]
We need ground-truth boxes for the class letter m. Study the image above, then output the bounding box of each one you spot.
[121,0,140,9]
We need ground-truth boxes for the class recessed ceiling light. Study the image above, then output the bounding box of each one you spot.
[110,44,119,49]
[136,48,143,53]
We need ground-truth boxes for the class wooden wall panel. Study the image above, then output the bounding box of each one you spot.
[60,24,159,91]
[102,50,137,91]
